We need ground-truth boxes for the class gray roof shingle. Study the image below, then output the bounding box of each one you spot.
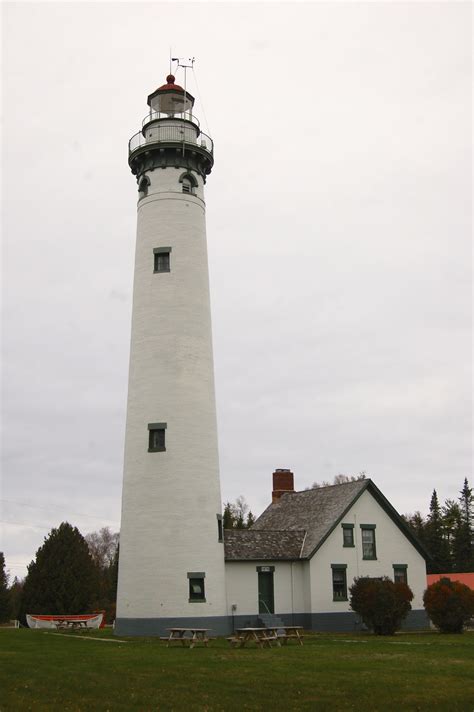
[252,480,368,559]
[224,528,306,560]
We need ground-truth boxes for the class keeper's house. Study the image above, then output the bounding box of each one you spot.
[224,471,429,631]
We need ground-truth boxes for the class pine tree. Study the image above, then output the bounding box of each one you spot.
[442,500,461,541]
[425,490,451,573]
[247,511,256,528]
[452,479,473,572]
[459,478,473,529]
[402,511,427,545]
[0,552,10,623]
[8,577,23,622]
[222,498,255,529]
[223,502,235,530]
[20,522,98,622]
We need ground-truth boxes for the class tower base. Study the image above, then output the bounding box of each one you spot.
[114,615,233,637]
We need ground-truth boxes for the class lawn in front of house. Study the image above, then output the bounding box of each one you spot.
[1,628,474,711]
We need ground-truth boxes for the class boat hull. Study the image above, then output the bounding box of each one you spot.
[26,613,104,629]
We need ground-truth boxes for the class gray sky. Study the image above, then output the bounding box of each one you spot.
[2,1,472,581]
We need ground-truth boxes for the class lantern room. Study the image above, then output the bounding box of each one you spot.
[147,74,194,116]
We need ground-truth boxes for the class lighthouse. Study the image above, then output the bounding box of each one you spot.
[116,73,228,635]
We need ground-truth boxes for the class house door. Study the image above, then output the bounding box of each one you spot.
[258,570,274,614]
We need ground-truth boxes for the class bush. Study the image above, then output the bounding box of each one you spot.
[349,576,414,635]
[423,578,474,633]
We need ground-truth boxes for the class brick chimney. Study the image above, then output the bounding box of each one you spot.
[272,469,295,503]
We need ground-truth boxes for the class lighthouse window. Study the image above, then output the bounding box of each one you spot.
[187,572,206,602]
[217,514,223,542]
[179,172,198,194]
[138,176,150,200]
[153,247,171,273]
[148,422,167,452]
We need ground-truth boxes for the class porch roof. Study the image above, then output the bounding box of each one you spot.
[224,528,306,561]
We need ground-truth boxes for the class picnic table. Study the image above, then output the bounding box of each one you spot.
[227,627,278,648]
[227,626,304,648]
[270,625,304,645]
[160,628,211,648]
[55,620,88,630]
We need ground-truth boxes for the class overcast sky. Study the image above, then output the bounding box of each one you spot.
[2,1,472,581]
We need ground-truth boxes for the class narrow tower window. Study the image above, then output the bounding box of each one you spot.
[217,514,223,542]
[153,247,171,273]
[179,171,198,194]
[187,572,206,602]
[148,422,167,452]
[138,175,150,200]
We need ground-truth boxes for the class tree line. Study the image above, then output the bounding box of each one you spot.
[403,478,473,574]
[1,479,472,624]
[0,524,119,625]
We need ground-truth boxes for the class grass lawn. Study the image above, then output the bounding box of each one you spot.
[1,628,474,711]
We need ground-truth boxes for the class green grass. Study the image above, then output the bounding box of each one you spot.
[1,629,474,711]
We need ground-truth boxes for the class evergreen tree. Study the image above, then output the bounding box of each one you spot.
[442,499,462,571]
[20,522,98,622]
[402,511,427,544]
[223,502,235,530]
[425,490,451,573]
[459,478,473,525]
[8,577,23,622]
[247,511,256,528]
[222,498,254,529]
[452,479,473,572]
[0,552,11,623]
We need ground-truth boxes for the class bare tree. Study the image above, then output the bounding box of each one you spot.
[85,527,119,569]
[311,472,367,489]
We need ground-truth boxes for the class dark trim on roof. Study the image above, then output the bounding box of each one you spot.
[305,480,370,559]
[305,479,430,561]
[225,557,304,562]
[363,480,431,561]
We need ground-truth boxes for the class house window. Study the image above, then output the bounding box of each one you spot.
[331,564,348,601]
[148,422,167,452]
[393,565,408,585]
[361,525,377,560]
[342,524,354,547]
[153,247,171,273]
[217,515,223,542]
[188,572,205,602]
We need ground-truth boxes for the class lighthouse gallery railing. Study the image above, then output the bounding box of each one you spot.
[129,114,213,157]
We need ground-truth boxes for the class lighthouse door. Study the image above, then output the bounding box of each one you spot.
[257,567,275,614]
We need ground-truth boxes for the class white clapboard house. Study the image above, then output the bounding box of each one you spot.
[224,470,429,631]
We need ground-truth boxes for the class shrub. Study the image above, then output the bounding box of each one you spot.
[423,578,474,633]
[349,576,414,635]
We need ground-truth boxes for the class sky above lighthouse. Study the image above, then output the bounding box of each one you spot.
[2,1,472,579]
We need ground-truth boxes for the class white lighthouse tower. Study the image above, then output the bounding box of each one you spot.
[116,72,228,635]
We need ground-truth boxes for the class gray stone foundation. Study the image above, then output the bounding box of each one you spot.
[115,609,429,637]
